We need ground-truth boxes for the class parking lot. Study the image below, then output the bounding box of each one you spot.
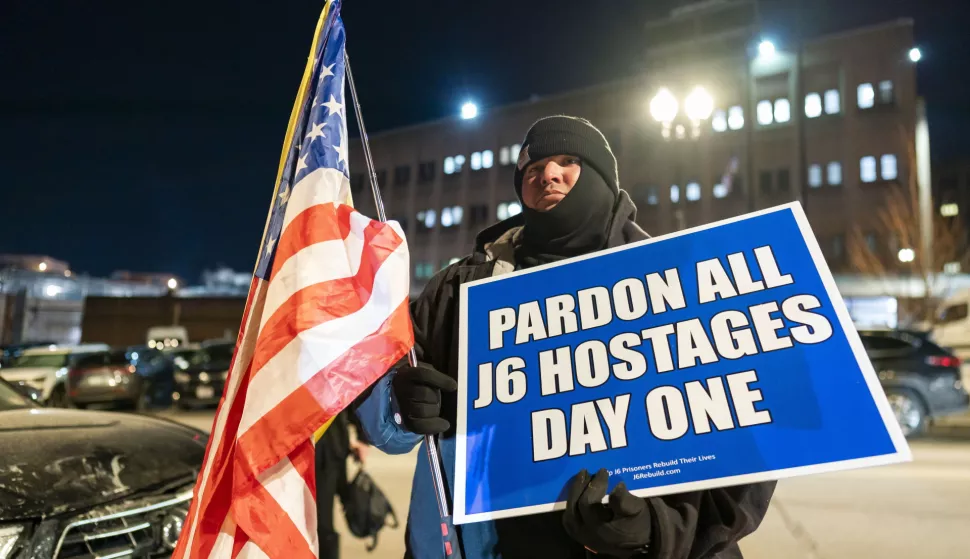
[161,409,970,559]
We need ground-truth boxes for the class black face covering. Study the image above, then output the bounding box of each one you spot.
[516,164,618,268]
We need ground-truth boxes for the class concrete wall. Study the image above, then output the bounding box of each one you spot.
[81,296,246,347]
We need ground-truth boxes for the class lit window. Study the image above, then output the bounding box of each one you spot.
[646,187,659,205]
[828,162,843,185]
[686,182,701,201]
[728,106,744,130]
[670,184,680,203]
[507,201,522,216]
[497,201,521,220]
[824,89,841,114]
[774,98,791,123]
[441,207,454,227]
[499,147,510,166]
[944,262,962,274]
[858,83,875,109]
[808,164,822,188]
[757,100,774,125]
[805,93,822,118]
[510,144,522,165]
[471,152,482,171]
[860,156,877,183]
[482,150,494,169]
[713,183,728,198]
[881,154,898,180]
[712,110,727,132]
[941,203,959,217]
[452,205,464,224]
[444,157,455,175]
[497,203,509,221]
[879,80,894,104]
[417,209,437,229]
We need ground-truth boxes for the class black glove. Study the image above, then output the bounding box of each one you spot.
[391,361,457,435]
[563,469,652,558]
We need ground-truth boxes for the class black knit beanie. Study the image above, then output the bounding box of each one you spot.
[513,115,619,200]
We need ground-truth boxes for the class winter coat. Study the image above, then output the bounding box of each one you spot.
[356,190,776,559]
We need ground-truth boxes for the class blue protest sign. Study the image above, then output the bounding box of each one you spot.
[453,203,911,525]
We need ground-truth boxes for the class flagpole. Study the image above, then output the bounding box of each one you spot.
[345,52,464,559]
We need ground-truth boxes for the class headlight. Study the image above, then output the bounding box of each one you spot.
[0,525,25,559]
[198,372,210,384]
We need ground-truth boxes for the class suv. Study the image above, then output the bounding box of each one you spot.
[859,329,970,437]
[173,340,234,409]
[0,344,110,407]
[66,346,175,410]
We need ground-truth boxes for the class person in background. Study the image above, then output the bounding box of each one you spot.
[315,407,369,558]
[357,115,776,558]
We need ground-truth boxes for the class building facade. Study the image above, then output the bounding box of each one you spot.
[348,2,920,296]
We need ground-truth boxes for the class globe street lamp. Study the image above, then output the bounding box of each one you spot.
[758,40,776,59]
[685,87,714,122]
[460,101,478,120]
[898,248,915,263]
[908,47,922,63]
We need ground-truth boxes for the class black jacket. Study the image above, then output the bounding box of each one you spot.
[406,191,775,558]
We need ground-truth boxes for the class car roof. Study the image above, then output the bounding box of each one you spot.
[20,343,111,356]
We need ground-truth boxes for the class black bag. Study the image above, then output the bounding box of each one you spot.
[340,468,399,552]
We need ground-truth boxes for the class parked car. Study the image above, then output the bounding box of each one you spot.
[0,376,206,558]
[0,344,110,407]
[66,346,176,410]
[859,328,970,437]
[173,340,234,409]
[0,341,58,368]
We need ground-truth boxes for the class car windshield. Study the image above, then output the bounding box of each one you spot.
[9,353,69,368]
[189,344,234,366]
[0,379,34,410]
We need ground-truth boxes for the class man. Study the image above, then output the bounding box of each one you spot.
[357,115,775,558]
[315,408,369,558]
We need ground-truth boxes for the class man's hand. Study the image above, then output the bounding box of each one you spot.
[562,469,651,558]
[391,361,457,434]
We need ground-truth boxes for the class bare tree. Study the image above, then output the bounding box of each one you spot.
[847,130,969,325]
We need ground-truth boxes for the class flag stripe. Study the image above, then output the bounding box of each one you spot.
[237,297,412,471]
[281,168,351,233]
[270,202,354,281]
[236,236,409,467]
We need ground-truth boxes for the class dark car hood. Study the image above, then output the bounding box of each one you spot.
[0,408,207,521]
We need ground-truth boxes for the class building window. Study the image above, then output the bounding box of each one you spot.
[499,147,510,166]
[881,154,898,181]
[808,164,822,188]
[944,262,962,274]
[469,151,494,171]
[646,186,659,206]
[827,161,843,186]
[757,100,774,125]
[686,182,701,202]
[941,203,959,217]
[865,233,878,252]
[393,165,411,187]
[418,161,435,183]
[774,99,791,123]
[415,262,435,280]
[805,93,822,119]
[375,170,387,188]
[879,80,895,104]
[824,89,841,114]
[860,156,877,183]
[471,152,482,171]
[670,184,680,204]
[712,110,727,132]
[857,83,875,109]
[777,168,790,191]
[444,154,465,175]
[759,171,773,193]
[416,209,436,231]
[441,206,463,227]
[713,182,729,199]
[510,144,522,166]
[482,150,494,169]
[728,106,744,130]
[497,201,522,221]
[469,204,489,224]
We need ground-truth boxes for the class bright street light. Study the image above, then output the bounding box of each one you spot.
[460,102,478,120]
[685,87,715,121]
[909,47,922,63]
[167,278,178,290]
[758,40,776,58]
[38,262,48,272]
[650,88,679,123]
[898,248,916,263]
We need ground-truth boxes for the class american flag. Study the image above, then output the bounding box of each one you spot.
[172,2,414,558]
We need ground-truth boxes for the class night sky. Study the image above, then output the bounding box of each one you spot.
[1,0,967,282]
